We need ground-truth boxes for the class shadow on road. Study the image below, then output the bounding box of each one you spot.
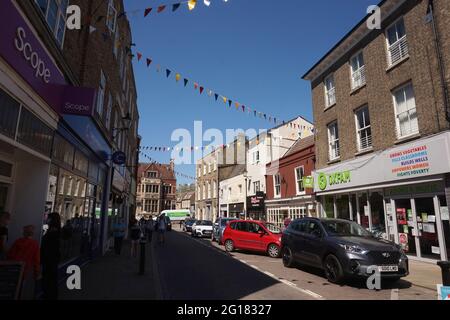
[154,230,283,300]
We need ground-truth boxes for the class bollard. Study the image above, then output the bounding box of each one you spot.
[139,238,147,275]
[437,261,450,286]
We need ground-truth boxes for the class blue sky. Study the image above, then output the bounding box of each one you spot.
[125,0,376,185]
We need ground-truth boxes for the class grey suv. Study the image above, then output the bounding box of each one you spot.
[212,217,238,244]
[281,218,409,284]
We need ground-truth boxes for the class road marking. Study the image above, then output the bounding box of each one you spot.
[250,265,260,270]
[264,271,275,278]
[390,288,399,300]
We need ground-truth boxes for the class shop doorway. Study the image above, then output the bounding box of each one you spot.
[438,196,450,260]
[394,198,417,257]
[0,183,9,212]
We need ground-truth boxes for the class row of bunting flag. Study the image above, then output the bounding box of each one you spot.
[134,50,306,126]
[98,0,230,20]
[139,151,197,181]
[86,2,308,128]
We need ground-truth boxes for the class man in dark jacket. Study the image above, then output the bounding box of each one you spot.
[41,212,61,300]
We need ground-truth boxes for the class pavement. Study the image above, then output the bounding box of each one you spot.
[60,240,157,300]
[59,226,443,300]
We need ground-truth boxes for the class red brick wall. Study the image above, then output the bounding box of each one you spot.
[266,145,315,200]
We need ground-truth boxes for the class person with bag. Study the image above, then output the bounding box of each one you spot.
[129,220,141,257]
[157,214,167,245]
[145,218,154,243]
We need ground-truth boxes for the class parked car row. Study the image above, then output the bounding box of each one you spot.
[181,216,409,285]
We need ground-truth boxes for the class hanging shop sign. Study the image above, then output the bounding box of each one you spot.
[303,176,314,189]
[112,151,127,165]
[314,132,450,193]
[247,192,265,210]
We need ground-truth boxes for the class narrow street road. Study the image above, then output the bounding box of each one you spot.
[153,228,317,300]
[154,228,438,300]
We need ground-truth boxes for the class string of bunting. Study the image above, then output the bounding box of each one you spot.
[139,151,197,181]
[84,3,315,131]
[133,50,315,129]
[123,0,230,19]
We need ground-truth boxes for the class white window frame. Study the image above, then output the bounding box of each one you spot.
[35,0,68,47]
[294,166,305,195]
[385,17,409,67]
[96,70,106,116]
[392,83,419,139]
[350,51,366,90]
[105,92,112,130]
[327,121,340,161]
[324,74,336,108]
[106,0,117,33]
[354,105,372,151]
[273,174,281,198]
[253,181,260,193]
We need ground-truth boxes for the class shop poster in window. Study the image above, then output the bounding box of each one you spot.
[397,208,407,225]
[399,233,409,252]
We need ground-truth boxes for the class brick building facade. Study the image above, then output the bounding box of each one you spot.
[302,0,450,262]
[136,162,177,219]
[265,136,316,227]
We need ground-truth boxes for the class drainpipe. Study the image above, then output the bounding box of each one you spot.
[427,0,450,122]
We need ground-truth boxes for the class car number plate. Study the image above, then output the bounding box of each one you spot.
[378,265,398,272]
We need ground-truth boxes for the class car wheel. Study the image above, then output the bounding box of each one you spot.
[224,240,234,252]
[282,246,294,267]
[324,254,345,284]
[267,244,281,258]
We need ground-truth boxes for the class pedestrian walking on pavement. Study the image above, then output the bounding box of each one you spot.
[41,212,61,300]
[7,225,40,300]
[0,212,11,260]
[157,214,167,245]
[113,219,126,255]
[130,220,141,257]
[145,218,154,243]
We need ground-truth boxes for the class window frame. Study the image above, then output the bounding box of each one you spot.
[354,105,372,151]
[273,174,281,198]
[35,0,69,47]
[392,82,419,139]
[349,51,366,90]
[106,0,118,33]
[385,17,409,67]
[96,70,106,116]
[324,74,336,108]
[327,121,340,161]
[294,166,305,195]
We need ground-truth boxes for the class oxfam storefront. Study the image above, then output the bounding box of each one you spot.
[313,132,450,262]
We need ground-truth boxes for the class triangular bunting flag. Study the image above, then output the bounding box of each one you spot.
[207,90,213,97]
[204,0,211,6]
[194,83,199,90]
[223,96,227,104]
[146,58,152,67]
[137,52,142,61]
[235,102,240,109]
[175,73,181,82]
[215,94,219,101]
[188,0,197,11]
[199,87,204,94]
[144,8,153,17]
[157,5,166,13]
[172,3,181,12]
[242,105,245,112]
[184,79,189,87]
[166,69,172,78]
[228,100,232,107]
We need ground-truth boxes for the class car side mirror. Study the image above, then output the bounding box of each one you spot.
[258,230,265,236]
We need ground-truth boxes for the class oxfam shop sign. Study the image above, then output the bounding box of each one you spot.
[317,171,351,191]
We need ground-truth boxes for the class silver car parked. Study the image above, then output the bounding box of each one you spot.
[211,217,238,244]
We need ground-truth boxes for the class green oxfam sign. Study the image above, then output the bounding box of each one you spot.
[303,176,314,188]
[318,171,351,191]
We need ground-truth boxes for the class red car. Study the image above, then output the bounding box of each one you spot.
[222,220,282,258]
